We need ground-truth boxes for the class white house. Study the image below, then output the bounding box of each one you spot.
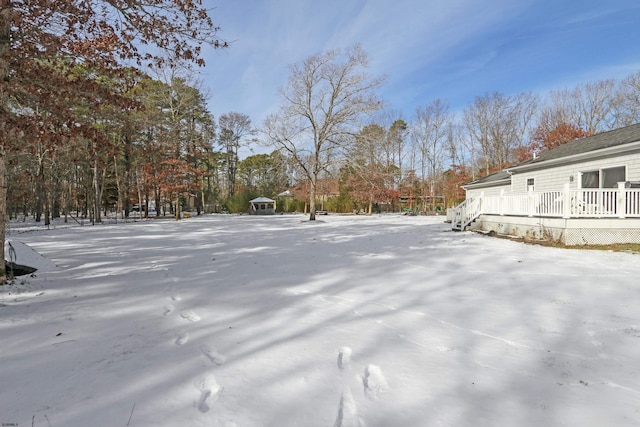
[450,123,640,245]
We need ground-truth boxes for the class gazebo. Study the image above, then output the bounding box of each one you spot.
[249,197,276,215]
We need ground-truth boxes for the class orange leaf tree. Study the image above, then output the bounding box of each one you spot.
[0,0,226,282]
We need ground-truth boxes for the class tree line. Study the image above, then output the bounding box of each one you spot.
[262,45,640,218]
[1,0,226,281]
[2,2,640,284]
[5,39,640,225]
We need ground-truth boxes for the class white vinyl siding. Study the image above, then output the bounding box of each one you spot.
[465,184,510,200]
[510,152,640,194]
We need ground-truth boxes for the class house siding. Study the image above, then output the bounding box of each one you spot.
[451,125,640,244]
[511,152,640,193]
[465,183,510,199]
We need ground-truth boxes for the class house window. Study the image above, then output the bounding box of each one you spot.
[602,166,625,188]
[580,166,626,188]
[526,178,534,191]
[581,171,599,188]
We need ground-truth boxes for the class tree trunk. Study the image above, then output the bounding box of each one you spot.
[0,0,9,283]
[154,191,161,217]
[122,135,132,218]
[93,158,102,223]
[44,195,51,227]
[63,188,68,223]
[35,160,44,222]
[0,153,6,282]
[309,176,317,221]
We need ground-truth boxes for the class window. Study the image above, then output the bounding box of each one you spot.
[602,166,625,188]
[580,166,626,188]
[526,178,534,191]
[581,171,599,188]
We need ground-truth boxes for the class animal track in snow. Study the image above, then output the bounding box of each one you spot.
[163,304,175,316]
[171,294,182,302]
[181,310,201,322]
[363,364,389,400]
[200,344,226,365]
[175,331,189,346]
[194,375,221,413]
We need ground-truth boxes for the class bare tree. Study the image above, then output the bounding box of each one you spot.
[512,92,539,153]
[412,99,452,203]
[263,44,384,220]
[464,91,537,175]
[218,112,253,197]
[386,117,409,190]
[547,79,617,134]
[613,71,640,128]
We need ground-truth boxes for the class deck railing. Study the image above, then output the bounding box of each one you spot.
[478,184,640,219]
[451,196,482,230]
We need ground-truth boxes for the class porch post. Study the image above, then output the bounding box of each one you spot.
[617,182,626,219]
[562,183,571,219]
[527,187,535,217]
[499,189,505,216]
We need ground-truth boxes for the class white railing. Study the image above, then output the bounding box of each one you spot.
[477,184,640,219]
[451,197,482,230]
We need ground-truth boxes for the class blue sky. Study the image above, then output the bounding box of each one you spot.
[201,0,640,134]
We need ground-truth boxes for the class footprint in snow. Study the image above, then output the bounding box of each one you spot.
[201,344,226,365]
[175,331,189,346]
[334,348,362,427]
[171,294,182,302]
[337,347,352,371]
[334,387,361,427]
[194,375,222,413]
[163,304,175,316]
[181,310,201,322]
[363,364,389,400]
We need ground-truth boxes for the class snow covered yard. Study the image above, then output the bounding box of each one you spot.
[1,214,640,427]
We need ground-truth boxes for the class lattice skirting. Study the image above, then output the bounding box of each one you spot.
[564,228,640,245]
[473,215,640,246]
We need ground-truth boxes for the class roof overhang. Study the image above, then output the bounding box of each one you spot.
[507,140,640,174]
[249,197,275,203]
[462,177,511,190]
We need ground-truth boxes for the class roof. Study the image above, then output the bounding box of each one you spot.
[517,123,640,167]
[464,123,640,188]
[463,169,511,189]
[249,197,275,203]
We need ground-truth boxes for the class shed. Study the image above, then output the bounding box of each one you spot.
[249,197,276,215]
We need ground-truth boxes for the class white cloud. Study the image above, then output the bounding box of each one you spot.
[202,0,639,138]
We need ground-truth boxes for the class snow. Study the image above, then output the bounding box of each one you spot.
[1,214,640,426]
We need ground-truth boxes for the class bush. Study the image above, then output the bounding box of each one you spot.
[224,191,257,213]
